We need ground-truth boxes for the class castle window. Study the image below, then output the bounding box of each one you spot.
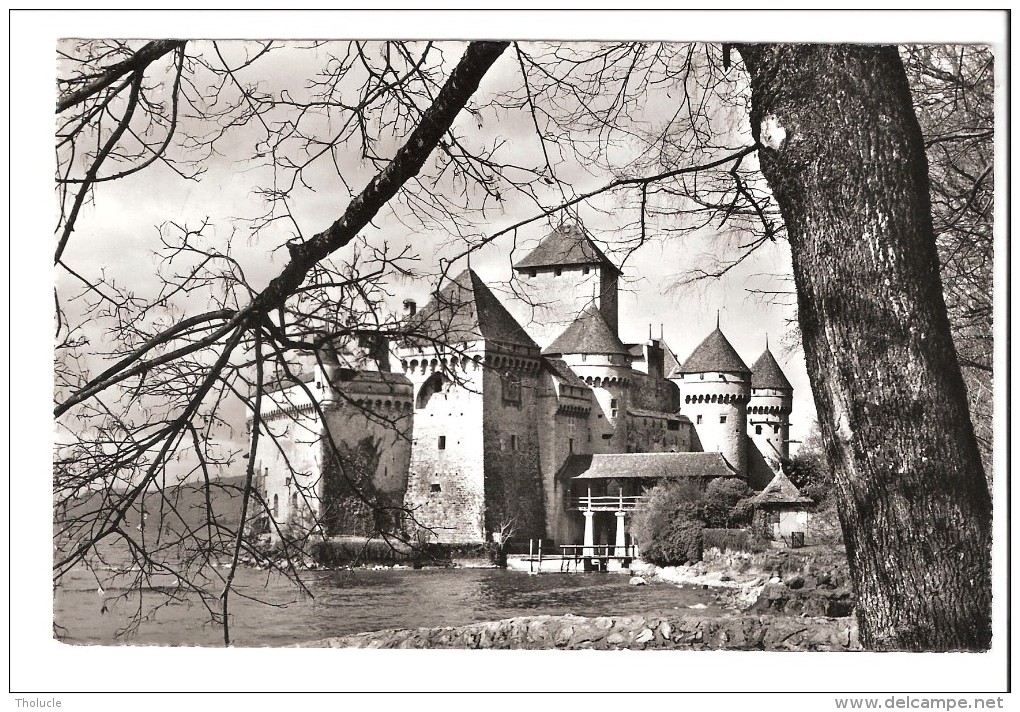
[610,398,618,418]
[720,415,727,424]
[510,434,518,451]
[438,435,446,450]
[755,425,762,435]
[582,266,590,275]
[696,415,703,425]
[700,374,705,380]
[774,424,780,434]
[555,267,563,277]
[291,492,298,511]
[502,372,521,403]
[668,420,680,431]
[569,438,574,453]
[430,483,442,493]
[528,269,536,278]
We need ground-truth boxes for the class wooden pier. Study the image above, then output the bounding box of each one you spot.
[519,540,639,573]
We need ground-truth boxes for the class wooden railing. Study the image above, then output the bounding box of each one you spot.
[567,494,647,511]
[560,543,639,558]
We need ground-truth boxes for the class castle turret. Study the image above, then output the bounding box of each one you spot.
[670,324,751,476]
[748,342,794,474]
[397,269,545,544]
[543,303,632,454]
[512,224,620,348]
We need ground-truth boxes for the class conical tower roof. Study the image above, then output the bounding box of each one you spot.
[671,327,750,376]
[408,269,538,349]
[750,347,793,391]
[543,303,629,356]
[753,467,812,506]
[513,223,620,275]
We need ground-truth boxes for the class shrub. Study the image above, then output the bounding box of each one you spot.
[702,527,769,554]
[640,515,704,566]
[633,479,706,566]
[703,478,755,527]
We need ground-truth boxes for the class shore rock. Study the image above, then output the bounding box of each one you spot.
[299,613,860,651]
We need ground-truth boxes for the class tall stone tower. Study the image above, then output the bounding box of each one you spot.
[747,342,794,487]
[397,269,545,544]
[543,303,633,454]
[670,324,751,476]
[512,224,620,348]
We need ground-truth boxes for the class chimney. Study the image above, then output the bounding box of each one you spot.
[402,299,417,317]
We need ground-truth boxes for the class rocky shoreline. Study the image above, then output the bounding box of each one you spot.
[299,612,860,650]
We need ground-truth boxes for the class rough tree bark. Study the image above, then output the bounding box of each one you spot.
[736,44,992,651]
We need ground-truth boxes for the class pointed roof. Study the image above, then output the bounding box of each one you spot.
[671,327,751,376]
[752,468,812,506]
[662,341,681,377]
[408,269,538,349]
[543,303,630,356]
[542,356,591,390]
[513,224,620,274]
[750,347,793,391]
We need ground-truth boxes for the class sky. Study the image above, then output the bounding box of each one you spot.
[56,36,817,468]
[11,9,1011,699]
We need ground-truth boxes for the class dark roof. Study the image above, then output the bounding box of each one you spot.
[543,303,630,356]
[542,357,590,390]
[513,224,620,274]
[753,469,812,506]
[671,327,750,376]
[336,371,411,386]
[626,408,691,423]
[750,348,793,391]
[662,342,680,376]
[566,452,739,480]
[408,269,538,350]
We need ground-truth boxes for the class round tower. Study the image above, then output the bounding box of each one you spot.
[669,324,751,476]
[748,342,794,467]
[543,303,632,454]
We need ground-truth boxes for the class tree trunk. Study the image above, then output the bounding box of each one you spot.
[736,44,992,651]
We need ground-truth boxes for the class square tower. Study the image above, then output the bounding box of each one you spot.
[512,224,620,348]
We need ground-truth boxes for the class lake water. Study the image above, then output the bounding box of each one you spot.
[54,565,722,647]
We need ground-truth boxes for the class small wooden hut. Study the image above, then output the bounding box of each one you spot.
[752,467,813,547]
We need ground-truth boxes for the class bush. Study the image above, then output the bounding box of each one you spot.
[641,515,704,566]
[633,479,706,566]
[702,527,769,554]
[703,478,755,527]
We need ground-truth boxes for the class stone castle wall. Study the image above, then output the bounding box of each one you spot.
[537,372,592,546]
[511,265,616,347]
[623,412,693,454]
[482,363,546,542]
[320,395,412,536]
[403,357,487,544]
[257,407,324,531]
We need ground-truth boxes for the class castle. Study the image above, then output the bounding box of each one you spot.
[252,224,795,551]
